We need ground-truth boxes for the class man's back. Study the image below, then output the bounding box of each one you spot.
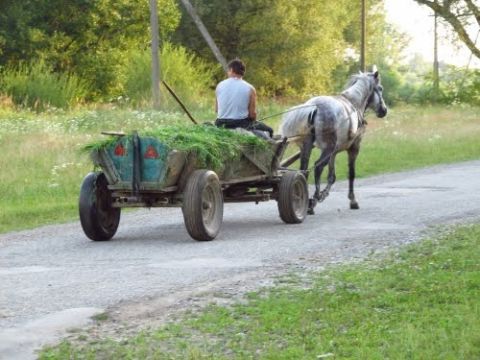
[216,77,253,120]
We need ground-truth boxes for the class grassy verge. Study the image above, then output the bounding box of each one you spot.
[40,223,480,359]
[1,104,479,234]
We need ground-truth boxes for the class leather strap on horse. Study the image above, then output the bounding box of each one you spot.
[336,94,367,128]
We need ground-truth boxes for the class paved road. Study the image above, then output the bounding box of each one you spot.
[1,161,480,359]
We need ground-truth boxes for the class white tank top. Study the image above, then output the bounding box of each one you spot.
[216,77,254,120]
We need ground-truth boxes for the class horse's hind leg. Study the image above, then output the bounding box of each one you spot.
[313,149,333,199]
[318,148,339,202]
[307,145,335,214]
[300,135,314,178]
[347,143,360,209]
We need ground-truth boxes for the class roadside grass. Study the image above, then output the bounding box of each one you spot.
[39,223,480,359]
[1,104,479,234]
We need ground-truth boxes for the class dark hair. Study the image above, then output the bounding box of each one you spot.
[228,59,246,76]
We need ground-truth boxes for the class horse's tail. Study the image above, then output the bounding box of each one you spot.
[279,104,317,139]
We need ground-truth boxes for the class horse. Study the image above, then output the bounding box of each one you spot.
[279,69,387,214]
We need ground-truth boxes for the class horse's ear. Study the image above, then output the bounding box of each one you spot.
[373,70,379,79]
[372,64,378,73]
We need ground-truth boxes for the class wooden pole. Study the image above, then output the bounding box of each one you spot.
[149,0,161,109]
[433,11,440,100]
[180,0,228,71]
[361,0,366,72]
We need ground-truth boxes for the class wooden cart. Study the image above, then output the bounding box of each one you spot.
[79,131,308,241]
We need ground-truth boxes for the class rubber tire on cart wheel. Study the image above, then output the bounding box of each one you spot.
[278,171,309,224]
[79,172,120,241]
[182,170,223,241]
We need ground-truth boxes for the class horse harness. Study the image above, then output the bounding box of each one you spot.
[335,94,367,142]
[305,86,376,147]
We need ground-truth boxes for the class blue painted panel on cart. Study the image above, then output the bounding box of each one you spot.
[140,137,169,183]
[107,137,133,182]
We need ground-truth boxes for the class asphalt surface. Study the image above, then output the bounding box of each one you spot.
[1,160,480,359]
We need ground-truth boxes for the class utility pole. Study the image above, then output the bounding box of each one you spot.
[149,0,161,109]
[360,0,366,72]
[433,11,440,100]
[180,0,228,72]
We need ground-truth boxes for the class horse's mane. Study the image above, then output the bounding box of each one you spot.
[341,72,374,109]
[343,73,370,91]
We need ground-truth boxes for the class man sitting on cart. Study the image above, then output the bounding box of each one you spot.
[215,59,273,138]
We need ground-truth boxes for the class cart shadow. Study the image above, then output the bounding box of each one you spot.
[220,218,305,236]
[109,223,193,244]
[102,217,290,244]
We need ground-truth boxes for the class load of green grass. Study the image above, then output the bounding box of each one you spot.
[83,124,271,170]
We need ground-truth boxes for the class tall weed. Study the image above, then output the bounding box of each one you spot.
[0,61,88,111]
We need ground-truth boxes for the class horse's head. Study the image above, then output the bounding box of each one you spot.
[366,70,387,118]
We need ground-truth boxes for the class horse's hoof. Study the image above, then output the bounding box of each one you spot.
[350,202,360,210]
[307,207,315,215]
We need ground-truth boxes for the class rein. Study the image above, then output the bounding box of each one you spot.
[256,104,317,122]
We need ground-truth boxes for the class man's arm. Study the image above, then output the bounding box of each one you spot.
[248,87,257,120]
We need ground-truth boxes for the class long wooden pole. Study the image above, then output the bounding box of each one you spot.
[361,0,366,72]
[433,11,440,100]
[149,0,161,109]
[180,0,228,71]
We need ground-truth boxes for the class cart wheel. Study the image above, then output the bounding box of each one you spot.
[278,171,309,224]
[79,172,120,241]
[182,170,223,241]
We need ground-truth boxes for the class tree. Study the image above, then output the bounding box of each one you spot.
[0,0,181,99]
[174,0,386,96]
[413,0,480,59]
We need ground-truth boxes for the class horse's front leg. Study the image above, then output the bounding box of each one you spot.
[347,143,360,209]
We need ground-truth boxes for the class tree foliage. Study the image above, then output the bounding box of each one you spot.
[0,0,180,99]
[0,0,476,106]
[174,0,386,96]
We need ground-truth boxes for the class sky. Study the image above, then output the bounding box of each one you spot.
[384,0,480,68]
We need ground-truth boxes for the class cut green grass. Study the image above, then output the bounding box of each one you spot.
[39,223,480,359]
[83,124,271,171]
[1,104,479,234]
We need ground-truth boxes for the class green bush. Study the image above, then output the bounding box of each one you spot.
[383,63,480,107]
[0,61,88,111]
[120,42,214,109]
[439,67,480,105]
[378,67,403,106]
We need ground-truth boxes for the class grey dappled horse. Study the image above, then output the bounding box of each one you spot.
[279,70,387,214]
